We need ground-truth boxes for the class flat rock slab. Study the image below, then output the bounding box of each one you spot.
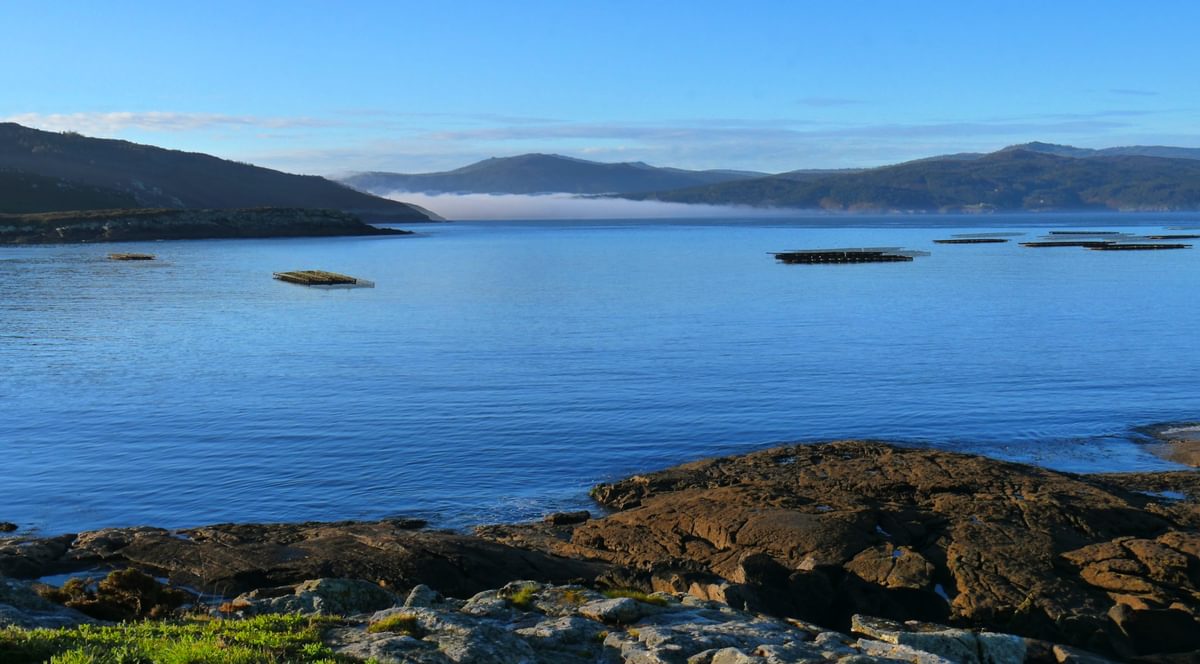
[0,519,608,598]
[480,440,1200,660]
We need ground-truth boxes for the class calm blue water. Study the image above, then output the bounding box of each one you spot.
[2,213,1198,535]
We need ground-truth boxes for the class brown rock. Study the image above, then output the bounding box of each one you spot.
[845,544,935,590]
[1108,603,1200,655]
[0,519,609,598]
[543,511,591,526]
[482,440,1200,659]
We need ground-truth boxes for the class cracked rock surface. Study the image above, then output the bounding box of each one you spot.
[480,441,1200,660]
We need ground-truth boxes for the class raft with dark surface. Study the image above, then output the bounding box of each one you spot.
[772,249,913,264]
[1020,240,1116,248]
[1088,243,1191,251]
[1147,234,1200,239]
[273,270,372,286]
[108,253,155,261]
[932,238,1008,244]
[1048,231,1122,235]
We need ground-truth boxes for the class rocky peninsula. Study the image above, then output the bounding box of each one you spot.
[2,441,1197,663]
[0,207,413,244]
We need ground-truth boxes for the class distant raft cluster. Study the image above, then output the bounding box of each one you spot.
[774,228,1195,265]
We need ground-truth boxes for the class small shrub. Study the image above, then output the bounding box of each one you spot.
[37,569,194,621]
[366,613,424,638]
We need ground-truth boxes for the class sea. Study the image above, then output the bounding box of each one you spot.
[2,213,1198,535]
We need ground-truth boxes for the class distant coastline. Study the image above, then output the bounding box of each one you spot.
[0,207,413,244]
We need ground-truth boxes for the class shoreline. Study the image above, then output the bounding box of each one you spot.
[3,438,1198,660]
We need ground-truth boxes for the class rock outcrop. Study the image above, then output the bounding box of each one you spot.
[479,441,1200,660]
[0,207,413,244]
[235,579,1043,664]
[1139,423,1200,467]
[0,519,607,598]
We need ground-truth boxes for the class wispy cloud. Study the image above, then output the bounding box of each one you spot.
[796,96,866,107]
[6,107,1189,176]
[242,110,1174,175]
[2,111,333,134]
[1110,88,1159,97]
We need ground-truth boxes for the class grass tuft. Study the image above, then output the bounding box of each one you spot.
[366,613,424,638]
[509,585,537,610]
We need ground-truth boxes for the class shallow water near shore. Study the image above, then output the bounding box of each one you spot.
[2,212,1198,534]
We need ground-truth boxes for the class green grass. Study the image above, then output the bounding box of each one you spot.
[601,589,669,607]
[0,614,353,663]
[508,585,537,610]
[365,613,423,638]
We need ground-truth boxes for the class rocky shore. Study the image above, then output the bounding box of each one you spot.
[2,440,1197,662]
[0,207,413,244]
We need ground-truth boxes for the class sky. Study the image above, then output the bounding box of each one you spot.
[3,1,1199,176]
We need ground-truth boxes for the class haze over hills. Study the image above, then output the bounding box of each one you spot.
[340,153,767,196]
[0,123,433,219]
[619,147,1200,212]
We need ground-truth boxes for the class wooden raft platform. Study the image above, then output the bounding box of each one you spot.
[1020,241,1116,248]
[108,253,155,261]
[273,270,374,287]
[1147,234,1200,240]
[772,249,914,264]
[933,238,1009,244]
[1088,243,1191,251]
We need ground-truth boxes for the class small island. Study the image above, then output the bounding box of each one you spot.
[0,207,413,245]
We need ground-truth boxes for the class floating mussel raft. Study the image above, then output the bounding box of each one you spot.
[1022,231,1192,251]
[1089,243,1191,251]
[933,238,1009,244]
[273,270,375,287]
[1020,240,1116,248]
[771,248,925,264]
[108,253,155,261]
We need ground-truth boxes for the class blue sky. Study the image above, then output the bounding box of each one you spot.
[3,1,1198,175]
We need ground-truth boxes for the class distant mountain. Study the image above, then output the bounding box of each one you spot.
[620,149,1200,212]
[0,123,433,220]
[341,153,767,195]
[1007,141,1200,161]
[0,170,138,214]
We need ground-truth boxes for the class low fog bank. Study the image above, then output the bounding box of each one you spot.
[383,191,790,220]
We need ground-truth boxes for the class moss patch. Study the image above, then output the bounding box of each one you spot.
[602,588,669,607]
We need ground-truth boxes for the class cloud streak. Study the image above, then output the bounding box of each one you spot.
[2,111,334,134]
[1109,88,1159,97]
[796,96,866,107]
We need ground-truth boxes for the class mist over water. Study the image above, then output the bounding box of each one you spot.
[1,214,1197,535]
[385,191,792,220]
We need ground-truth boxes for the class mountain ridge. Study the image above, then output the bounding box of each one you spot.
[340,153,768,196]
[618,148,1200,212]
[0,123,433,220]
